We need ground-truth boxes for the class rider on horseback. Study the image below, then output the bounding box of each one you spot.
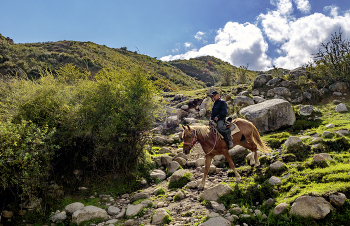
[210,90,234,149]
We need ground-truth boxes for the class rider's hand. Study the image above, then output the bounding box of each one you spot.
[214,117,218,121]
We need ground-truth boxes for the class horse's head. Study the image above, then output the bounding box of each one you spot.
[182,125,197,155]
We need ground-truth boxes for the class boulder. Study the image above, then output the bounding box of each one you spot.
[266,77,282,86]
[290,196,335,219]
[65,202,84,214]
[290,67,306,79]
[107,206,120,215]
[184,117,198,124]
[303,91,312,100]
[167,161,180,173]
[50,211,67,223]
[173,157,187,166]
[233,96,254,107]
[329,82,348,92]
[133,192,150,201]
[152,208,170,225]
[329,192,347,206]
[253,96,266,104]
[268,176,281,185]
[239,99,296,133]
[150,169,166,180]
[164,115,180,129]
[284,136,302,148]
[199,216,231,226]
[253,74,273,88]
[335,103,348,112]
[181,105,189,110]
[169,169,190,183]
[273,202,288,215]
[322,131,331,137]
[211,201,226,212]
[195,158,206,167]
[161,155,173,165]
[252,89,259,96]
[153,136,166,145]
[270,161,286,170]
[126,204,144,217]
[326,123,335,128]
[72,206,108,225]
[200,184,232,201]
[299,105,313,116]
[125,219,135,226]
[174,94,183,101]
[313,154,326,162]
[267,87,291,97]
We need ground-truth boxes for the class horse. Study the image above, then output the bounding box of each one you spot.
[182,118,270,189]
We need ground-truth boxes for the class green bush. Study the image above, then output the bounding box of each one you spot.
[0,120,58,199]
[168,172,192,189]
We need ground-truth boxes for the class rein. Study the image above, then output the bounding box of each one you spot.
[184,126,219,156]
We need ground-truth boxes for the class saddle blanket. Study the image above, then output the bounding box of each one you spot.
[230,123,240,136]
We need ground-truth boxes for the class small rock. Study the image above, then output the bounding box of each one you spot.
[269,161,285,170]
[107,206,120,215]
[299,105,313,116]
[152,208,170,225]
[273,202,288,215]
[210,201,226,212]
[335,103,348,112]
[195,158,206,167]
[231,207,242,214]
[322,131,331,137]
[2,210,13,218]
[50,211,67,223]
[329,192,347,206]
[326,123,335,128]
[199,216,231,226]
[268,176,282,186]
[284,136,302,148]
[313,154,326,162]
[266,198,274,205]
[150,169,166,180]
[125,219,135,226]
[65,202,84,214]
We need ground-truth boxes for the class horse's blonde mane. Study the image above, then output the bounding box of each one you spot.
[182,125,210,138]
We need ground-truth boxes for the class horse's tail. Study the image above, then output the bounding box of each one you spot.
[251,124,271,153]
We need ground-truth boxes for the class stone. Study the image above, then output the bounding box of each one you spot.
[290,67,306,79]
[273,202,288,215]
[290,195,335,219]
[18,210,26,216]
[176,190,186,199]
[270,161,286,170]
[199,216,231,226]
[254,209,262,216]
[133,191,150,201]
[329,82,348,92]
[184,117,198,124]
[233,96,254,107]
[174,152,187,160]
[238,90,250,96]
[202,165,216,174]
[65,202,84,214]
[50,211,67,223]
[280,80,291,87]
[239,99,296,133]
[169,169,190,183]
[153,136,166,145]
[195,158,206,167]
[229,145,249,158]
[150,169,166,180]
[253,74,273,88]
[116,207,125,218]
[268,176,282,186]
[323,131,331,137]
[23,197,42,209]
[335,103,348,112]
[174,94,183,101]
[168,161,180,173]
[125,219,135,226]
[200,184,233,201]
[173,157,187,166]
[2,210,13,218]
[326,123,335,128]
[152,208,170,225]
[107,206,120,215]
[267,87,291,97]
[253,96,266,104]
[333,92,342,96]
[303,91,312,100]
[252,89,259,96]
[72,206,108,225]
[313,154,326,162]
[208,212,220,218]
[186,180,199,189]
[335,129,350,136]
[211,201,226,212]
[291,96,303,104]
[126,204,144,217]
[159,147,171,154]
[181,105,189,110]
[266,77,282,86]
[105,219,118,224]
[232,207,242,214]
[266,198,274,205]
[140,200,152,207]
[161,154,173,165]
[284,136,302,148]
[299,105,313,116]
[329,192,347,206]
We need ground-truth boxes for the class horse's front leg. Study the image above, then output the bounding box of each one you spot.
[222,150,241,182]
[200,155,214,189]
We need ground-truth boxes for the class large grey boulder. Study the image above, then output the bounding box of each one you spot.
[126,204,144,217]
[233,96,254,107]
[65,202,84,214]
[254,74,273,88]
[50,211,67,223]
[199,216,231,226]
[72,206,108,225]
[152,208,170,225]
[150,169,166,180]
[239,99,296,133]
[267,87,291,97]
[266,77,282,86]
[169,169,190,183]
[200,184,232,201]
[290,196,335,219]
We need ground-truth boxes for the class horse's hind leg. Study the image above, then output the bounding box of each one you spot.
[222,150,241,182]
[240,136,260,167]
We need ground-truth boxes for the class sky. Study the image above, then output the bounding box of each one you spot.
[1,0,350,71]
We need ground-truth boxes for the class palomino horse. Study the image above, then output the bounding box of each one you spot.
[182,118,270,189]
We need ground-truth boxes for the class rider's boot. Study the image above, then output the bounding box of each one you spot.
[223,130,234,149]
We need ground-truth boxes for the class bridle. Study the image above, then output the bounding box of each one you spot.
[183,128,217,155]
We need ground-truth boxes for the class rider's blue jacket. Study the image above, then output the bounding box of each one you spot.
[210,98,227,121]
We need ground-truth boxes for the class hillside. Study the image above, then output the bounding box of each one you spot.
[0,34,208,91]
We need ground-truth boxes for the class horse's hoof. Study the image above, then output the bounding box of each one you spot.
[236,177,241,183]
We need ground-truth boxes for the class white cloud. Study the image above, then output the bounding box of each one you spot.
[161,22,271,71]
[259,10,291,43]
[324,5,339,17]
[293,0,311,13]
[195,31,205,40]
[184,42,192,48]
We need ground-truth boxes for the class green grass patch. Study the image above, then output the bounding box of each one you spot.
[168,172,192,189]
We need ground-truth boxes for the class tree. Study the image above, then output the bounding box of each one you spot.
[312,28,350,83]
[220,67,234,86]
[236,64,249,84]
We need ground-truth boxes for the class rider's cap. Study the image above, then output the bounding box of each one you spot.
[211,90,219,96]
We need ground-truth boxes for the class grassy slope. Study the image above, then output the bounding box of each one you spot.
[0,36,206,91]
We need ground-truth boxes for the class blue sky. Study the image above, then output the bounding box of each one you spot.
[1,0,350,71]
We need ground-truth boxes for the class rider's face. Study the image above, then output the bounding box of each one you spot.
[212,94,220,101]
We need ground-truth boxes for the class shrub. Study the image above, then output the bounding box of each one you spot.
[0,120,58,200]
